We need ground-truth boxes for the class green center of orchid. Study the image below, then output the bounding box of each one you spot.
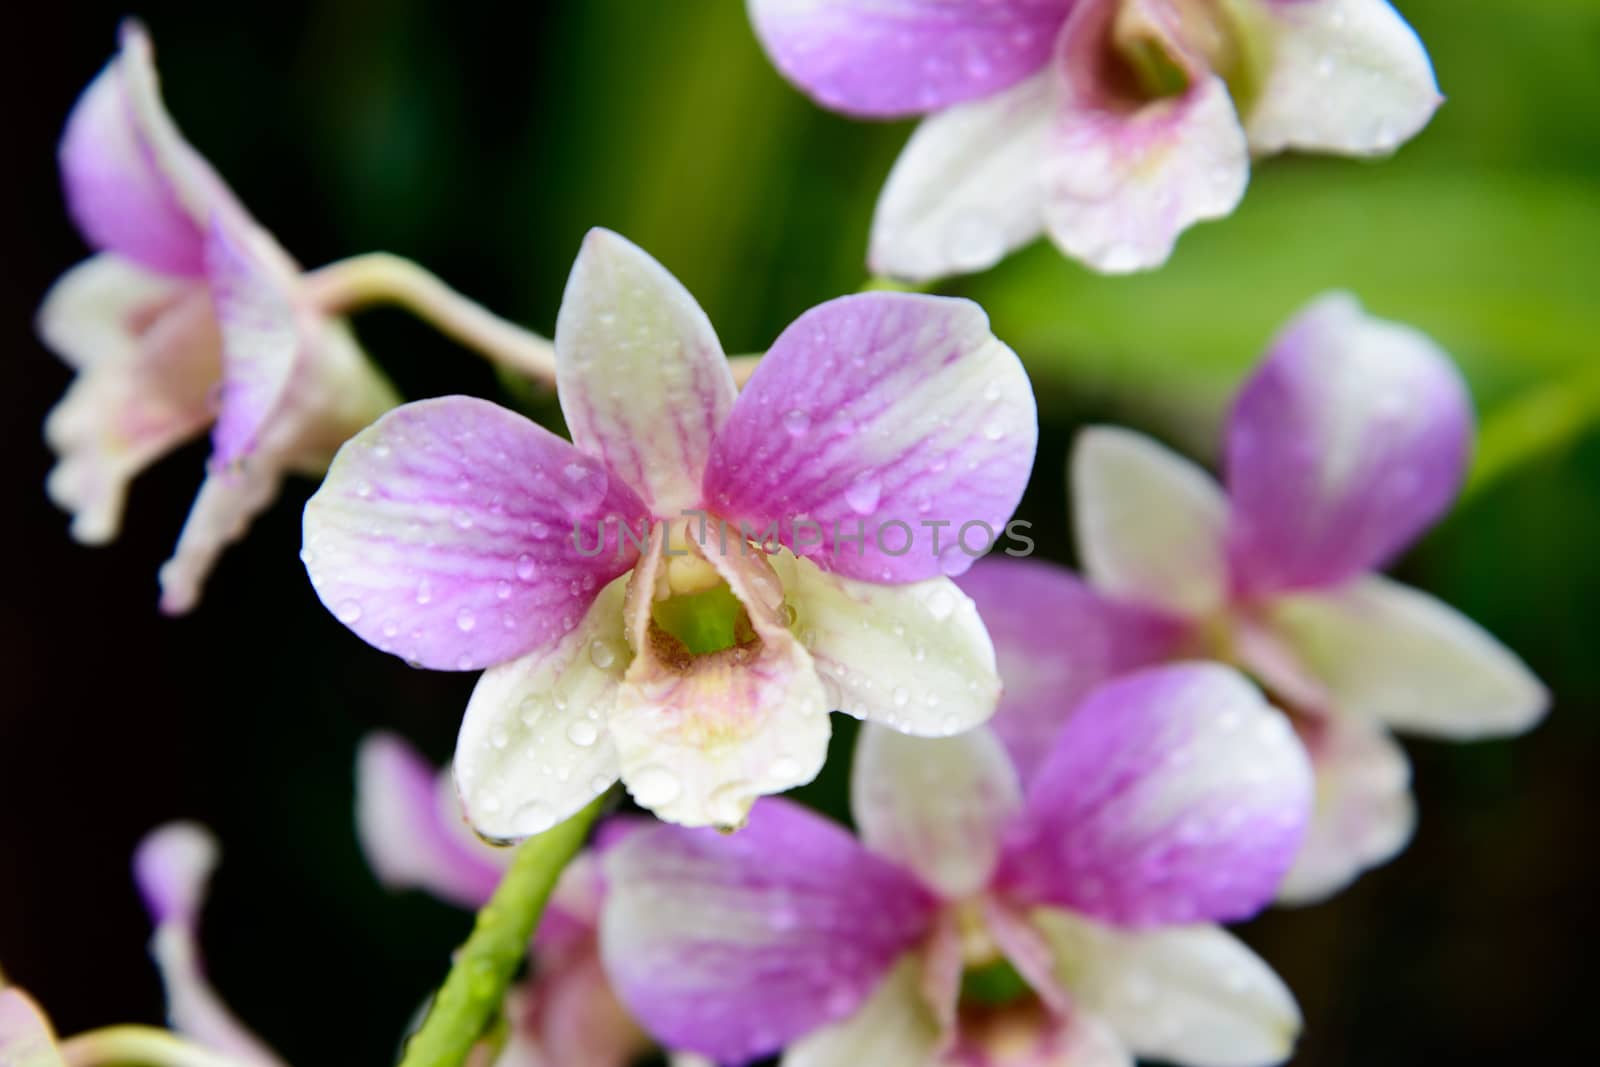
[650,554,754,656]
[1112,0,1274,112]
[960,957,1033,1007]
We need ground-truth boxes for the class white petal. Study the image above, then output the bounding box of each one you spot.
[781,955,942,1067]
[1246,0,1441,157]
[158,463,285,615]
[1033,909,1300,1067]
[772,551,1001,736]
[869,71,1051,283]
[851,725,1021,899]
[36,254,184,370]
[1269,576,1550,739]
[1071,426,1227,618]
[0,989,66,1067]
[1277,716,1415,905]
[454,577,630,842]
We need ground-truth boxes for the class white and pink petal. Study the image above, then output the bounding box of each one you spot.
[0,990,66,1067]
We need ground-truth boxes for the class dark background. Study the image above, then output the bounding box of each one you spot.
[2,2,1596,1064]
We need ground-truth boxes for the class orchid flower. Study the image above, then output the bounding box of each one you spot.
[748,0,1441,276]
[960,293,1549,903]
[38,21,398,613]
[600,662,1312,1067]
[303,228,1036,832]
[0,823,280,1067]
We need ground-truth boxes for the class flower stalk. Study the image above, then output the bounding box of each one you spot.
[395,796,605,1067]
[60,1027,258,1067]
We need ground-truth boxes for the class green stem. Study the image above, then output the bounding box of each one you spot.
[396,797,605,1067]
[1462,365,1600,502]
[59,1027,257,1067]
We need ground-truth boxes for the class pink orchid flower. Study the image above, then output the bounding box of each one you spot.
[749,0,1441,276]
[38,21,397,613]
[600,662,1312,1067]
[303,229,1037,832]
[959,293,1548,903]
[356,733,715,1067]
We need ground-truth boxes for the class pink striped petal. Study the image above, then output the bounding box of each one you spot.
[956,559,1188,785]
[354,733,508,910]
[1224,294,1473,596]
[301,396,647,672]
[0,990,65,1067]
[851,724,1022,899]
[58,23,235,276]
[555,230,735,516]
[748,0,1071,119]
[703,293,1036,583]
[998,663,1312,927]
[1040,0,1249,273]
[599,799,938,1065]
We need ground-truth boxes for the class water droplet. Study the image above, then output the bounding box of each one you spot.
[490,728,509,750]
[355,480,373,498]
[496,580,513,601]
[629,765,682,808]
[983,421,1006,441]
[515,554,538,581]
[589,640,616,669]
[783,409,812,437]
[944,213,1005,272]
[335,599,362,624]
[453,510,475,530]
[925,586,956,620]
[456,608,477,632]
[891,687,910,708]
[415,578,433,605]
[844,475,881,515]
[567,719,600,747]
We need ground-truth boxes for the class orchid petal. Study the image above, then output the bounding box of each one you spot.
[957,558,1188,785]
[1247,0,1440,157]
[0,989,65,1067]
[502,949,647,1067]
[946,1004,1133,1067]
[301,396,647,672]
[1041,0,1249,273]
[773,550,1001,736]
[355,733,508,909]
[704,293,1036,583]
[780,955,943,1067]
[600,800,938,1065]
[1072,427,1228,619]
[747,0,1071,119]
[1034,909,1301,1067]
[870,71,1051,282]
[1276,714,1415,905]
[58,23,234,275]
[999,663,1312,926]
[1269,576,1549,740]
[134,823,287,1066]
[455,577,630,841]
[39,261,219,545]
[852,724,1021,898]
[157,462,284,616]
[609,527,831,828]
[1225,293,1472,595]
[556,229,735,516]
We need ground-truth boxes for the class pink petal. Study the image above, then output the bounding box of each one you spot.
[748,0,1071,119]
[782,955,947,1067]
[158,463,285,616]
[1224,293,1472,597]
[0,989,65,1067]
[301,396,648,672]
[354,733,509,910]
[58,23,234,276]
[502,948,648,1067]
[599,799,938,1064]
[956,559,1188,786]
[555,229,735,516]
[998,663,1312,927]
[703,293,1036,583]
[1040,0,1249,273]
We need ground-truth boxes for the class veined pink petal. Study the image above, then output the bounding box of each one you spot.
[354,733,508,909]
[0,989,65,1067]
[782,955,945,1067]
[134,823,287,1066]
[1040,0,1249,273]
[1224,294,1472,597]
[58,23,237,276]
[748,0,1071,119]
[772,550,1001,736]
[998,663,1312,927]
[556,229,735,516]
[704,293,1036,583]
[1247,0,1441,158]
[1032,909,1301,1067]
[301,396,648,672]
[852,724,1022,899]
[1276,713,1415,905]
[956,559,1188,786]
[38,257,219,544]
[600,799,938,1065]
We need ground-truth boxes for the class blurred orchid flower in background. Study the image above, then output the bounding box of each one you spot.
[303,229,1036,832]
[38,21,398,614]
[600,662,1311,1067]
[960,293,1549,902]
[748,0,1440,276]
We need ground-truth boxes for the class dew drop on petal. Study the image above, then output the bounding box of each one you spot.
[456,608,477,632]
[415,578,434,605]
[589,640,616,669]
[566,719,600,747]
[844,475,881,515]
[336,599,363,624]
[783,409,811,437]
[516,554,538,581]
[629,765,682,808]
[496,581,513,601]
